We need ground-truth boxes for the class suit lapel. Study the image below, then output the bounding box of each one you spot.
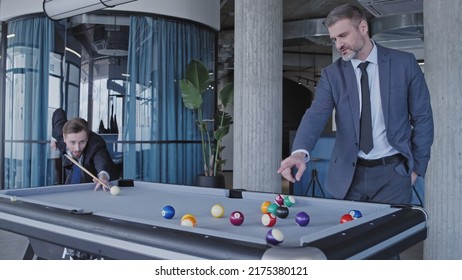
[377,45,390,129]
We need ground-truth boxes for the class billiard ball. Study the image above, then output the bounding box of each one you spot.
[266,203,279,215]
[283,195,296,207]
[275,206,289,219]
[349,209,362,219]
[266,228,284,245]
[260,201,272,214]
[340,213,354,223]
[229,211,244,226]
[181,214,197,227]
[110,185,120,196]
[274,194,285,206]
[295,211,310,226]
[211,204,225,218]
[261,213,277,227]
[161,205,175,219]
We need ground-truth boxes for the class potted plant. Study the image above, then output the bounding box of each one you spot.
[179,59,234,187]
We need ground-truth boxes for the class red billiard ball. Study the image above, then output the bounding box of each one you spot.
[274,194,285,206]
[275,206,289,219]
[261,213,277,227]
[229,211,244,226]
[340,213,354,223]
[266,228,284,245]
[295,211,310,226]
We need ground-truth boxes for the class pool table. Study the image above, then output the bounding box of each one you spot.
[0,180,427,260]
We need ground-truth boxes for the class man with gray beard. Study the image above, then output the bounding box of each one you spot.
[278,4,433,205]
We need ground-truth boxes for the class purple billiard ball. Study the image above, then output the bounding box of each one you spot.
[161,205,175,219]
[349,209,362,219]
[295,211,310,226]
[266,228,284,245]
[229,211,244,226]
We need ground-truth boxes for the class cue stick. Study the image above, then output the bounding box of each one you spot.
[64,154,109,189]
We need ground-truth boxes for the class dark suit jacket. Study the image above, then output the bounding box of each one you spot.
[292,43,434,199]
[52,108,117,184]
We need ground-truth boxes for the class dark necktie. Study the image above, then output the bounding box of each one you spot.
[70,161,82,184]
[358,62,373,154]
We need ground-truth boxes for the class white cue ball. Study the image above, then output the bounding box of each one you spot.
[110,186,120,196]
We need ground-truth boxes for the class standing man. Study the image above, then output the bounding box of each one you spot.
[278,4,433,205]
[51,108,117,191]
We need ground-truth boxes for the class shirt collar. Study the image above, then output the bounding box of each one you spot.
[351,40,377,69]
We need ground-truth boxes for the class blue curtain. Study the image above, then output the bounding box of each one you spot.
[4,17,53,188]
[124,16,216,185]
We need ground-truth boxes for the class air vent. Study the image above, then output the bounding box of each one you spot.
[357,0,423,17]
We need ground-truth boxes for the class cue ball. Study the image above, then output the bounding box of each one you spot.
[261,213,277,227]
[266,228,284,245]
[283,195,296,207]
[211,204,225,218]
[229,211,244,226]
[275,206,289,219]
[295,211,310,226]
[349,209,362,219]
[274,194,285,206]
[110,186,120,196]
[161,205,175,219]
[340,213,354,223]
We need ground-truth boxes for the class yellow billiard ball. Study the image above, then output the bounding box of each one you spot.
[211,204,225,218]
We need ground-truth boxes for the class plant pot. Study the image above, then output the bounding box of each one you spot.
[196,174,226,188]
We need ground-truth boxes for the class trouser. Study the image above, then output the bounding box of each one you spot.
[345,156,412,205]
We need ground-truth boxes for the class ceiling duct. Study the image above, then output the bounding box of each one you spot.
[357,0,423,17]
[94,24,129,57]
[284,18,331,46]
[371,13,424,59]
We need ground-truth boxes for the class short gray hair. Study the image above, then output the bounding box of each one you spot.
[324,4,367,28]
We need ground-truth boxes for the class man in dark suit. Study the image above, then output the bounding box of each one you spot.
[51,108,116,191]
[278,4,433,205]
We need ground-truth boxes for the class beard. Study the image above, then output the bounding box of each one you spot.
[340,38,365,61]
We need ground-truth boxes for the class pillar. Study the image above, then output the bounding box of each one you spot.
[233,0,283,192]
[423,0,462,259]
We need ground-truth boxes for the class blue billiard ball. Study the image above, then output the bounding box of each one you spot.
[295,211,310,226]
[161,205,175,219]
[349,209,362,219]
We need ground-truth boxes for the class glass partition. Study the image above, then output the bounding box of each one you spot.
[2,12,216,189]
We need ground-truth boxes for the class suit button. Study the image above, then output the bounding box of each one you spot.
[352,162,356,167]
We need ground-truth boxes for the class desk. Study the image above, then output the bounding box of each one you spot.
[0,181,427,260]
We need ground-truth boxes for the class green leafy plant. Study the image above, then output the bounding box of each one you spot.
[179,59,234,176]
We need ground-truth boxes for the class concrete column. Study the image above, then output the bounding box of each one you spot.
[233,0,283,192]
[423,0,462,259]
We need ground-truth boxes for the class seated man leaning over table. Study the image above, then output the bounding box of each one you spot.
[50,108,117,191]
